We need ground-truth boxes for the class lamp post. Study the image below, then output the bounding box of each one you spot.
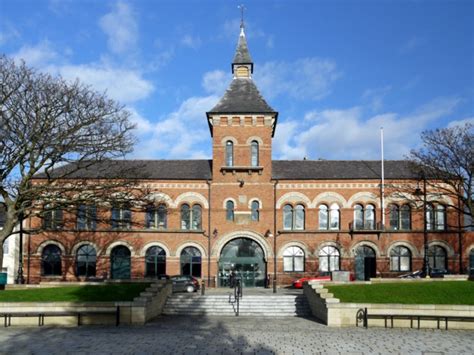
[15,212,25,284]
[415,175,429,277]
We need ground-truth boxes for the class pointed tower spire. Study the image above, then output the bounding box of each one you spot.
[232,5,253,76]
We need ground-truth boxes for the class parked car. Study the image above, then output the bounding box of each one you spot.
[170,275,200,293]
[292,274,331,289]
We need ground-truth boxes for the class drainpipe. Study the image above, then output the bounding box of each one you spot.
[206,180,211,287]
[457,184,463,274]
[273,179,278,293]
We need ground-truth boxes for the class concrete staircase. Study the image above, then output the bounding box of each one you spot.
[162,293,311,317]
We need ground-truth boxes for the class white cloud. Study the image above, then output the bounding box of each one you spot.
[0,22,20,46]
[447,117,474,128]
[362,86,392,112]
[274,97,461,160]
[181,35,202,50]
[130,94,219,159]
[99,1,138,55]
[12,41,58,68]
[255,57,341,101]
[202,70,230,95]
[57,63,154,103]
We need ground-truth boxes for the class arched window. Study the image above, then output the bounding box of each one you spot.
[283,205,293,230]
[111,204,132,229]
[353,204,376,230]
[283,204,305,230]
[427,245,447,270]
[250,140,259,167]
[294,204,305,230]
[77,204,97,230]
[389,204,400,230]
[181,204,202,230]
[192,205,202,230]
[76,244,96,277]
[390,246,411,272]
[318,246,340,272]
[354,204,364,230]
[389,204,411,230]
[146,204,167,229]
[43,206,63,230]
[329,203,340,230]
[226,200,234,221]
[365,204,375,229]
[283,246,304,272]
[426,203,435,230]
[318,205,328,230]
[251,200,259,221]
[225,140,233,167]
[435,205,446,230]
[145,246,166,277]
[180,247,201,278]
[41,244,62,276]
[110,245,131,279]
[400,205,411,230]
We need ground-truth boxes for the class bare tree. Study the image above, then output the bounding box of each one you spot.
[0,55,144,267]
[407,123,473,229]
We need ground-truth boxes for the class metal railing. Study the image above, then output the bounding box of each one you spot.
[228,278,243,316]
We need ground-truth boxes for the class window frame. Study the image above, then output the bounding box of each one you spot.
[318,246,340,272]
[180,203,202,230]
[76,244,97,277]
[283,246,305,272]
[389,246,411,272]
[225,140,234,167]
[250,140,259,167]
[41,244,62,276]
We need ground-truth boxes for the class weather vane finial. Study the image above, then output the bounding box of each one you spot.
[238,4,246,29]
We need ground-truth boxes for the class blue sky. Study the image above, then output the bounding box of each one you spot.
[1,0,473,160]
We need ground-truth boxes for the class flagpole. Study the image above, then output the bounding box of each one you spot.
[380,127,385,229]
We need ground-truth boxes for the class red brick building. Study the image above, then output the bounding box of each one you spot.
[26,26,474,286]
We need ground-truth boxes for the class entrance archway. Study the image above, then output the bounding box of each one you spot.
[218,238,266,287]
[355,245,376,281]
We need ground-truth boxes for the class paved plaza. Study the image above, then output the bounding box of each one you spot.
[0,316,473,354]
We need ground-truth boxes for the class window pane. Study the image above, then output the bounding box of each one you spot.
[192,205,202,230]
[226,141,233,166]
[426,204,434,230]
[354,205,364,229]
[251,141,259,167]
[226,201,234,221]
[329,255,340,271]
[77,205,86,230]
[295,205,305,230]
[294,256,304,272]
[329,204,340,230]
[319,205,328,230]
[181,205,190,229]
[435,205,445,230]
[390,256,400,271]
[146,207,155,228]
[283,256,293,271]
[319,256,328,272]
[400,256,411,271]
[365,205,375,229]
[283,205,292,230]
[389,205,399,230]
[123,208,131,228]
[400,205,411,230]
[158,205,167,229]
[251,201,259,221]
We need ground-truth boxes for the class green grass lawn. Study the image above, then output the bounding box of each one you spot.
[0,283,150,302]
[326,281,474,305]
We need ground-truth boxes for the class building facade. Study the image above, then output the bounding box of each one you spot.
[24,26,474,286]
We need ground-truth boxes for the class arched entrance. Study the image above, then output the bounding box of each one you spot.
[355,245,376,281]
[110,245,131,279]
[218,238,266,287]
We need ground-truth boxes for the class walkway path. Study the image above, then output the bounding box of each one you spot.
[1,316,472,354]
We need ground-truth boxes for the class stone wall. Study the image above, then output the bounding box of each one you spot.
[304,281,474,330]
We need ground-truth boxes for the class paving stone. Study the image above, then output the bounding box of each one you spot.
[0,316,473,354]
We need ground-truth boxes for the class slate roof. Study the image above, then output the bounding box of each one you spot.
[33,159,420,180]
[207,78,276,115]
[272,160,419,180]
[232,32,253,65]
[33,160,213,180]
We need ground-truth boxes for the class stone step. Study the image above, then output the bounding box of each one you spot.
[162,311,311,317]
